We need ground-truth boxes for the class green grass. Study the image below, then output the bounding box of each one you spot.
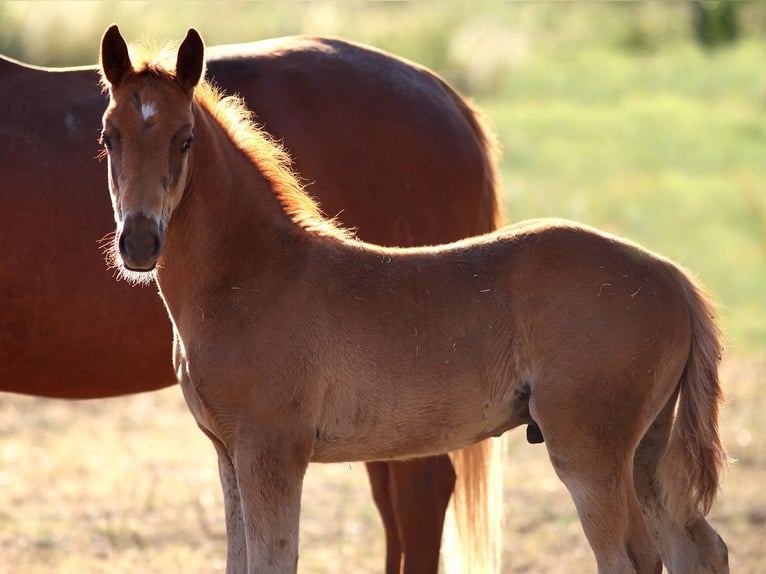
[482,40,766,352]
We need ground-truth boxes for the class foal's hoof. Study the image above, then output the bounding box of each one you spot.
[526,423,544,444]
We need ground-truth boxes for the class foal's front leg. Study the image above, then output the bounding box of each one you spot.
[233,427,313,574]
[211,438,247,574]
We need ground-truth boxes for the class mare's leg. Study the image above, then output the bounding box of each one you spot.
[366,461,403,574]
[366,457,455,574]
[633,397,729,574]
[233,427,312,574]
[533,379,662,574]
[389,456,455,574]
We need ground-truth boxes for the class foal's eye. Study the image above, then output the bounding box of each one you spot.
[181,136,194,153]
[101,132,113,151]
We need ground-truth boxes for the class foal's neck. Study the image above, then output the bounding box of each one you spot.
[156,100,318,323]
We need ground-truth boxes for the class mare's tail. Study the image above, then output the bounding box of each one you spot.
[443,438,503,574]
[658,272,727,523]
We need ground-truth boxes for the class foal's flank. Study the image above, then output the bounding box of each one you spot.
[100,26,728,574]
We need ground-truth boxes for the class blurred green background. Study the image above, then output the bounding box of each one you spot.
[2,0,764,355]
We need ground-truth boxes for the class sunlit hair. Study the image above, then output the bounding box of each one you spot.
[193,81,354,240]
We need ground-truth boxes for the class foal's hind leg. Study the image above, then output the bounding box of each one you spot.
[547,448,661,574]
[533,388,661,573]
[633,397,729,574]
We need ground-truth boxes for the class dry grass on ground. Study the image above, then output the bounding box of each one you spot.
[0,356,762,573]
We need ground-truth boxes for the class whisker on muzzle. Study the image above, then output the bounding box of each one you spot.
[98,230,122,271]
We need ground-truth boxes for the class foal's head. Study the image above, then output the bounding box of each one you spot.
[99,25,204,277]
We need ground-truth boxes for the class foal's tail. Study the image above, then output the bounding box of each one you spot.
[658,272,727,524]
[443,438,503,574]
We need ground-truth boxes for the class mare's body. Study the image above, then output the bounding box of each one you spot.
[1,36,500,573]
[0,37,497,398]
[99,27,729,574]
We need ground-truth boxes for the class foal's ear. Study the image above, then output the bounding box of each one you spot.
[176,28,205,94]
[100,24,133,88]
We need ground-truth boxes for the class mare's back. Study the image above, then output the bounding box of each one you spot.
[207,36,495,246]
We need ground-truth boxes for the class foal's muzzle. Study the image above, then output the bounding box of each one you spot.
[118,213,164,271]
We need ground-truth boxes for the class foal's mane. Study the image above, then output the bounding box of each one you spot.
[193,82,353,240]
[104,44,352,240]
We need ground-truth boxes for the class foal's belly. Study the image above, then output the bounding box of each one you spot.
[309,378,532,464]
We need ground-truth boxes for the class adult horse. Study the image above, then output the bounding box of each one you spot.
[99,26,728,574]
[1,35,501,573]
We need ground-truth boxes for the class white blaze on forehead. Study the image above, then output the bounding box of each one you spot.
[141,102,157,121]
